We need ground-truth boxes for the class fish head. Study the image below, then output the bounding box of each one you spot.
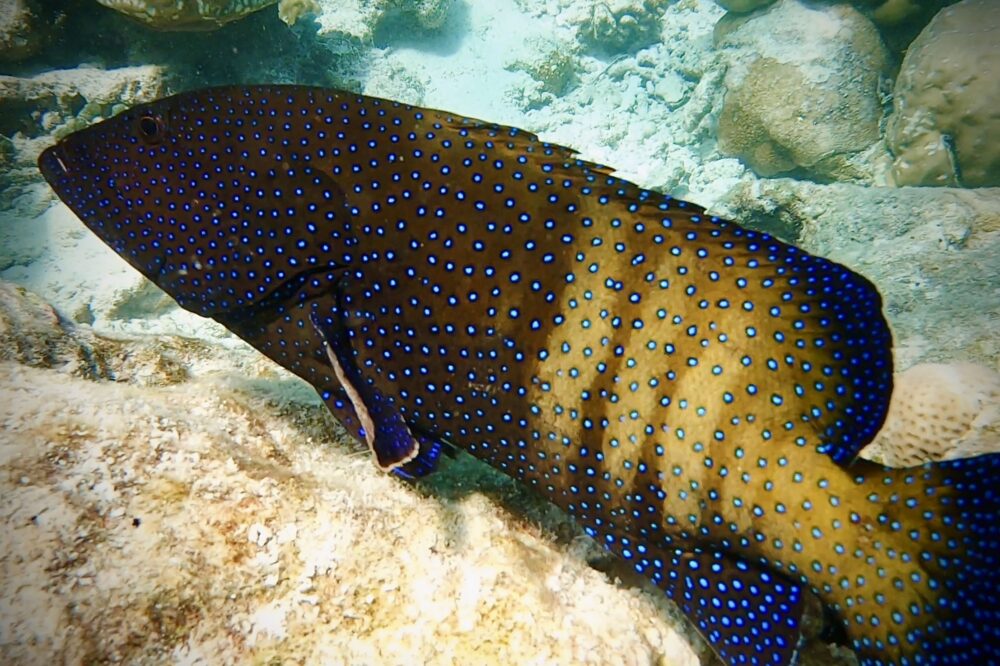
[38,101,177,262]
[38,87,356,317]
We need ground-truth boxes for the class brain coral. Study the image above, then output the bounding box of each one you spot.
[885,0,1000,187]
[862,363,1000,467]
[94,0,282,29]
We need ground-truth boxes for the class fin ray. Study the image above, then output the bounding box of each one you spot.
[309,309,419,471]
[592,532,806,666]
[846,455,1000,664]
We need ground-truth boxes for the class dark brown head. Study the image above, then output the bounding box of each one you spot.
[38,85,357,317]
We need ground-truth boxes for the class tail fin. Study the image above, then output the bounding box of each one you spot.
[849,453,1000,665]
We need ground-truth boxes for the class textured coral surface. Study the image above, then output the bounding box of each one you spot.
[862,363,1000,467]
[715,0,889,181]
[885,0,1000,187]
[94,0,279,29]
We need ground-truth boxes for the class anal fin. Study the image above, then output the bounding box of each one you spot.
[593,529,806,666]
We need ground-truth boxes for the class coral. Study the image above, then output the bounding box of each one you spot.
[564,0,672,53]
[885,0,1000,188]
[93,0,279,29]
[0,0,49,62]
[715,0,890,182]
[313,0,455,45]
[716,58,801,176]
[861,363,1000,466]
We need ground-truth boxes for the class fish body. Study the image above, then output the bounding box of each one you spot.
[38,86,1000,665]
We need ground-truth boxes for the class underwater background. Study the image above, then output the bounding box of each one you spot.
[0,0,997,664]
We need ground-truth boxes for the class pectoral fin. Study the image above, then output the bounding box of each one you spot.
[309,310,420,471]
[393,434,446,480]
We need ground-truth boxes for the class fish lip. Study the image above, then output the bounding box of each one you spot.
[38,143,69,184]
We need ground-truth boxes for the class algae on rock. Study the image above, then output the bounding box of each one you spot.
[715,0,891,182]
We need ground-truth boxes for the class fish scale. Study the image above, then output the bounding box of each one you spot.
[38,85,1000,666]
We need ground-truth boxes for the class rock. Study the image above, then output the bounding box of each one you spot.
[0,66,165,211]
[505,37,580,109]
[563,0,672,53]
[866,0,938,27]
[885,0,1000,187]
[361,58,428,106]
[313,0,455,46]
[0,281,106,378]
[715,179,1000,368]
[277,0,320,25]
[0,0,49,62]
[0,280,222,385]
[0,304,705,666]
[714,0,775,13]
[712,0,955,54]
[0,65,165,153]
[715,0,890,182]
[93,0,279,29]
[405,0,454,30]
[862,363,1000,466]
[857,0,955,55]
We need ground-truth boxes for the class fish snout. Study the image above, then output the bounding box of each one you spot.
[38,143,72,184]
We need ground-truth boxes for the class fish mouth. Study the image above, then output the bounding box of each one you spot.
[38,143,71,185]
[37,141,141,266]
[39,135,98,185]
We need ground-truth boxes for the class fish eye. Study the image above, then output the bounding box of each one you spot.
[137,115,164,144]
